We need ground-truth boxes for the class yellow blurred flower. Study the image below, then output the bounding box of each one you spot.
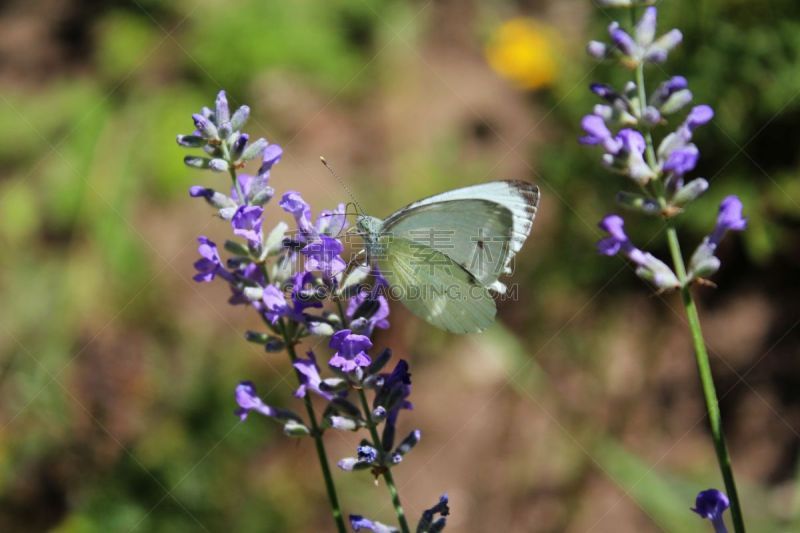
[485,18,559,90]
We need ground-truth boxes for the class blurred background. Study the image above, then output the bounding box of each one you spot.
[1,0,799,531]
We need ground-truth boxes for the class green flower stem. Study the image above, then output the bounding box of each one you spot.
[631,48,746,531]
[281,322,348,533]
[664,227,746,533]
[357,388,411,533]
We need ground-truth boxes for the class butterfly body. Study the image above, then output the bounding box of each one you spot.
[357,180,539,333]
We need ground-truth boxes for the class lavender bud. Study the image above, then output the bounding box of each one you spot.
[215,90,230,125]
[635,7,657,46]
[337,457,371,471]
[218,122,232,140]
[192,113,218,139]
[635,255,681,290]
[393,429,422,458]
[242,286,264,301]
[328,415,360,431]
[218,206,238,221]
[208,158,229,172]
[244,331,269,344]
[688,239,721,279]
[615,191,661,215]
[671,178,709,206]
[230,105,250,131]
[319,377,348,393]
[642,106,661,126]
[651,76,689,106]
[231,133,249,161]
[249,185,275,206]
[371,406,387,422]
[283,419,310,437]
[176,134,205,147]
[307,321,335,336]
[587,41,608,59]
[184,155,212,169]
[241,137,268,162]
[645,29,682,63]
[189,186,235,209]
[661,89,693,114]
[609,22,638,58]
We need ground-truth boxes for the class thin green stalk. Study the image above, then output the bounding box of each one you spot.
[281,322,348,533]
[357,388,411,533]
[664,227,746,533]
[631,52,746,531]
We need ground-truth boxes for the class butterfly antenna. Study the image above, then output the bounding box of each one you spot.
[320,156,364,215]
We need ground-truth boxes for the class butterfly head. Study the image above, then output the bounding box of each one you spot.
[355,215,383,239]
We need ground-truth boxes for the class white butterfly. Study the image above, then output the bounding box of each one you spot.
[355,180,540,333]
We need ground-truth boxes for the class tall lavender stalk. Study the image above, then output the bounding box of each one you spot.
[581,2,746,531]
[177,91,448,533]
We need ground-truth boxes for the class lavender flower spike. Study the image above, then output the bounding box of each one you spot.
[692,489,730,533]
[597,215,680,290]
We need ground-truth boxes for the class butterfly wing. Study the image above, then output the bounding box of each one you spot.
[382,181,539,288]
[376,236,496,334]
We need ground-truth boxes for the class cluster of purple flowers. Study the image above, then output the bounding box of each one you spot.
[580,6,747,291]
[178,90,448,532]
[581,4,741,532]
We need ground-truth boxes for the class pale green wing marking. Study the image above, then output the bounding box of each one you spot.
[376,236,496,334]
[383,199,514,286]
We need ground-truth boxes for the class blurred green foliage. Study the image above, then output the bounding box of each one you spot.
[1,0,798,531]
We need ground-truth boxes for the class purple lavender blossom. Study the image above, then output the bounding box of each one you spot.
[607,129,655,184]
[692,489,730,533]
[234,381,278,421]
[597,215,680,289]
[279,191,314,236]
[709,196,747,246]
[231,205,264,245]
[301,235,347,279]
[294,352,335,401]
[688,196,747,280]
[663,144,699,177]
[193,236,229,283]
[328,329,372,372]
[580,115,620,153]
[263,284,289,324]
[259,144,283,176]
